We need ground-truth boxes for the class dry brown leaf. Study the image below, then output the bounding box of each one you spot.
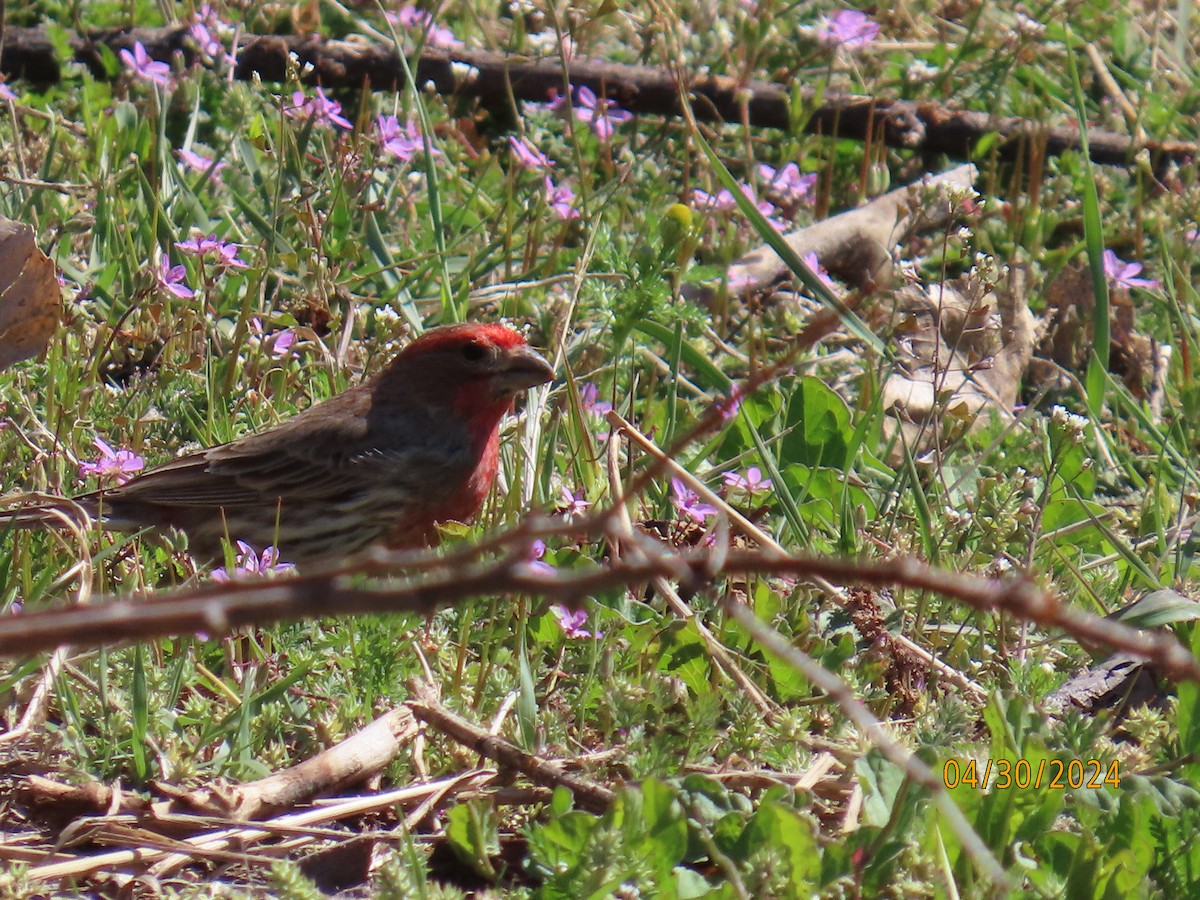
[0,218,61,370]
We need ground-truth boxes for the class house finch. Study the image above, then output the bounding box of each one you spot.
[2,323,554,565]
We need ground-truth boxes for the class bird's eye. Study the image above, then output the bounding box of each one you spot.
[460,341,488,362]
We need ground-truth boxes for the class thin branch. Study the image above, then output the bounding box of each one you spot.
[406,678,615,814]
[1,540,1198,685]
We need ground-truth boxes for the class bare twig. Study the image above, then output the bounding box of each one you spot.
[2,540,1197,685]
[406,678,615,814]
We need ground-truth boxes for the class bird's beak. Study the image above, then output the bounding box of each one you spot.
[495,345,555,394]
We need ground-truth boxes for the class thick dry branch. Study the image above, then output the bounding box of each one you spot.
[172,706,418,820]
[1,543,1197,686]
[2,25,1192,168]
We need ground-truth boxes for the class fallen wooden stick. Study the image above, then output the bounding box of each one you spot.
[2,26,1192,168]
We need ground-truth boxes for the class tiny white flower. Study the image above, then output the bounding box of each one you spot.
[450,61,479,85]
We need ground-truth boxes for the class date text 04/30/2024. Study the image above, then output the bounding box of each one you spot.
[942,758,1121,791]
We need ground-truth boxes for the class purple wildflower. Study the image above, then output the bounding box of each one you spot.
[579,382,614,421]
[545,177,579,220]
[175,234,248,269]
[559,486,592,519]
[525,539,557,576]
[550,604,598,639]
[550,86,632,142]
[157,257,195,299]
[692,185,784,231]
[250,317,297,358]
[377,115,436,163]
[1102,250,1159,290]
[175,234,222,255]
[286,88,352,130]
[188,5,236,65]
[691,188,736,212]
[723,466,773,493]
[759,163,817,206]
[80,437,145,484]
[177,148,227,184]
[212,541,296,581]
[0,79,16,102]
[816,10,880,48]
[189,21,222,58]
[671,478,717,522]
[215,241,249,269]
[716,384,745,421]
[388,5,463,49]
[802,252,836,289]
[509,136,554,171]
[120,41,172,86]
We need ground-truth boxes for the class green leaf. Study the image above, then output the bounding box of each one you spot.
[1114,590,1200,629]
[445,801,500,881]
[657,621,712,697]
[736,801,820,892]
[130,645,148,782]
[781,377,853,467]
[642,778,689,873]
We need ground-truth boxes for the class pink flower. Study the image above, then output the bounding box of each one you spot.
[692,185,785,231]
[0,79,16,102]
[759,163,817,206]
[716,384,745,421]
[551,604,598,639]
[212,541,296,581]
[388,5,463,48]
[176,234,247,268]
[544,177,579,220]
[285,88,352,130]
[377,115,436,163]
[524,539,557,576]
[816,10,880,48]
[691,188,736,212]
[250,317,297,358]
[188,5,236,65]
[119,41,172,86]
[215,241,249,269]
[579,382,614,417]
[177,148,227,183]
[559,486,592,519]
[550,86,632,142]
[175,234,222,255]
[79,437,145,484]
[671,478,717,522]
[1102,250,1158,290]
[723,466,773,493]
[157,257,194,299]
[802,252,835,288]
[508,136,554,170]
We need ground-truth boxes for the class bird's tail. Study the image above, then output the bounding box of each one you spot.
[0,494,98,532]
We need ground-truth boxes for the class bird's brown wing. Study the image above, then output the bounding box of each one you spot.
[103,389,470,511]
[105,390,379,508]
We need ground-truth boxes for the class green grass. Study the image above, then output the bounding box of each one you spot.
[3,0,1200,896]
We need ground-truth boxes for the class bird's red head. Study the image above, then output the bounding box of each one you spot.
[383,323,555,427]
